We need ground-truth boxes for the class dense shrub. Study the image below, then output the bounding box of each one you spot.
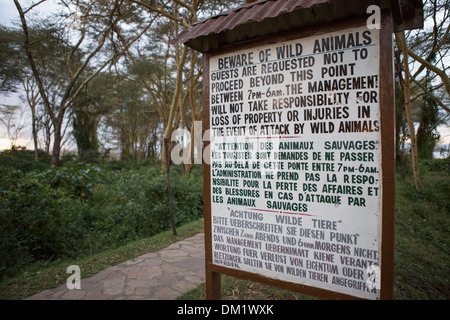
[0,163,204,279]
[419,158,449,174]
[0,146,50,172]
[0,167,69,276]
[28,163,103,200]
[93,167,204,245]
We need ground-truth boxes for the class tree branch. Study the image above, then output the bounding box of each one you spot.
[24,0,47,14]
[172,0,192,11]
[128,0,189,27]
[407,48,450,97]
[164,45,188,139]
[412,78,450,114]
[61,2,125,110]
[65,21,153,108]
[14,0,55,121]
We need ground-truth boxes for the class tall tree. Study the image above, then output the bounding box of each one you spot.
[416,89,441,159]
[103,70,158,161]
[394,0,449,190]
[125,0,236,235]
[71,73,116,158]
[397,31,422,191]
[13,0,150,165]
[0,25,39,158]
[405,0,450,110]
[0,25,21,94]
[128,0,236,170]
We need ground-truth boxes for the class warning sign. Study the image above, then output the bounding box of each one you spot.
[207,25,385,300]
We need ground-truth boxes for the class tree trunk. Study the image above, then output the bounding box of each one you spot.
[184,52,198,175]
[162,46,189,169]
[31,105,39,161]
[397,31,422,191]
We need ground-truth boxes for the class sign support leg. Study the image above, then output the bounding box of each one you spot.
[206,268,221,300]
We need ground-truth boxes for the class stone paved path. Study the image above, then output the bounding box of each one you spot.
[26,233,205,300]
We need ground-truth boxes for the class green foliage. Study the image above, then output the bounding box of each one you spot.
[419,158,449,175]
[28,163,103,200]
[0,159,204,280]
[0,146,51,172]
[0,166,70,276]
[416,94,441,160]
[92,167,204,244]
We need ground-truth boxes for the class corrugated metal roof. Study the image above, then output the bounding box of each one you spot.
[171,0,423,53]
[171,0,331,52]
[187,0,330,38]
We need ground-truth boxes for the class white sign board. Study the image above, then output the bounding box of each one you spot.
[208,25,382,300]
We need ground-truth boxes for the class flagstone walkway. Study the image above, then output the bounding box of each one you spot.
[26,233,205,300]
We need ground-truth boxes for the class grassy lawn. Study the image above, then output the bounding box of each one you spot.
[393,171,449,299]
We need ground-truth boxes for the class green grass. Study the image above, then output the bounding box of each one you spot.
[0,219,204,300]
[393,172,449,299]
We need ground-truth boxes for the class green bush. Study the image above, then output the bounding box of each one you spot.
[28,163,103,200]
[94,167,204,245]
[0,162,204,279]
[420,158,449,174]
[0,167,70,277]
[0,146,50,172]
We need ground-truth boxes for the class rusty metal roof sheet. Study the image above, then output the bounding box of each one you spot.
[171,0,423,53]
[171,0,330,52]
[187,0,330,39]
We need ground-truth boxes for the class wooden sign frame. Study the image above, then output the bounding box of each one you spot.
[202,11,395,300]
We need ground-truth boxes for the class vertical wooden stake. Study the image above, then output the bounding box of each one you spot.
[206,269,221,300]
[201,52,220,300]
[164,137,177,236]
[379,11,395,300]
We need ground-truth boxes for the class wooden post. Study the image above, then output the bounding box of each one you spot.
[164,137,177,236]
[202,54,221,299]
[379,10,395,300]
[205,269,221,300]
